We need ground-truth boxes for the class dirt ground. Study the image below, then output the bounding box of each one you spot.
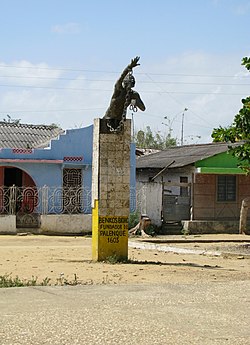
[0,234,249,286]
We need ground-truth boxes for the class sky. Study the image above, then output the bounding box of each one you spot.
[0,0,249,144]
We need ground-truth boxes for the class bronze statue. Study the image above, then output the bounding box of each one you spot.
[103,56,146,122]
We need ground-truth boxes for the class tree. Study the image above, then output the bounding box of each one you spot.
[3,114,20,124]
[135,126,177,149]
[212,57,250,172]
[211,56,250,234]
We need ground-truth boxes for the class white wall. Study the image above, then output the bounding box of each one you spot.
[136,166,196,226]
[0,214,92,235]
[40,214,92,234]
[136,181,162,226]
[0,215,16,234]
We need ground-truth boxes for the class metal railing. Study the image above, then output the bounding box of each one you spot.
[0,186,92,215]
[0,185,145,215]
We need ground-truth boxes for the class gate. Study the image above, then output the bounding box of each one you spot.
[14,186,40,229]
[162,182,191,223]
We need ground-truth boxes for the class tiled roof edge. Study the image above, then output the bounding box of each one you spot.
[0,121,62,130]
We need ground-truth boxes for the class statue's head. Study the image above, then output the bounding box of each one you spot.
[123,73,135,88]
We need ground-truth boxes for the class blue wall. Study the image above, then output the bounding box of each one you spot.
[0,125,93,163]
[0,124,136,214]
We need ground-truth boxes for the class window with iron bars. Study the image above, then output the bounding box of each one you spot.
[217,175,236,202]
[63,168,83,213]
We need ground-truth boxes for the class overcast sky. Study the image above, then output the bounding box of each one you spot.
[0,0,249,144]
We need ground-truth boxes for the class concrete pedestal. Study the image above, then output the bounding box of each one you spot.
[92,119,131,261]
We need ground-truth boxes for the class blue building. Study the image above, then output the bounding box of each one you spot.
[0,121,136,234]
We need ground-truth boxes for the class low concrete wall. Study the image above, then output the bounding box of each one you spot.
[0,215,16,234]
[0,214,92,235]
[40,214,92,235]
[182,220,249,235]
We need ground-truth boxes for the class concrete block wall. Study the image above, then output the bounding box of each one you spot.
[98,121,131,217]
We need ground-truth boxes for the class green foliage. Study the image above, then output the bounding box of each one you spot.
[3,114,20,124]
[105,254,126,264]
[211,57,250,173]
[242,57,250,70]
[0,274,51,288]
[56,273,80,286]
[181,227,190,236]
[41,277,51,286]
[49,123,60,129]
[128,210,140,229]
[144,224,157,236]
[0,274,26,287]
[135,126,177,149]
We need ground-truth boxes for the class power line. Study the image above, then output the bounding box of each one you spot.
[0,74,249,86]
[0,107,104,114]
[142,72,249,79]
[0,83,248,95]
[1,63,249,78]
[0,84,112,91]
[0,75,115,82]
[142,80,250,86]
[0,105,211,126]
[0,64,117,74]
[143,91,248,95]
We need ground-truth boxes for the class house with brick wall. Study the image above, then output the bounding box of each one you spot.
[136,142,250,233]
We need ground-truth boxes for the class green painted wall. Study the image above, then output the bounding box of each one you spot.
[195,152,244,174]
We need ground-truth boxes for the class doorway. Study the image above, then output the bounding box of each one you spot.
[1,167,40,229]
[4,167,22,187]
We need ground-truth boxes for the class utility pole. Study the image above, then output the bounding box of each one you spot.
[180,108,188,146]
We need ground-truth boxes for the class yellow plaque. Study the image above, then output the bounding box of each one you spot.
[92,213,128,261]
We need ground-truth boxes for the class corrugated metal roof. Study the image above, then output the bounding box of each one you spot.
[136,142,243,169]
[0,122,64,149]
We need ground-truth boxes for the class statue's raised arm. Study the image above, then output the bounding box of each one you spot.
[103,56,145,122]
[115,56,140,87]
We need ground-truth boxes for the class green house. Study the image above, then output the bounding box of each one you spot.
[186,151,250,233]
[136,142,250,234]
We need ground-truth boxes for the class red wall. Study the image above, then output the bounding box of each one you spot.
[193,173,250,220]
[0,167,4,186]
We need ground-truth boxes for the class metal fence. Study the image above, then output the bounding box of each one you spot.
[0,185,146,215]
[0,186,92,215]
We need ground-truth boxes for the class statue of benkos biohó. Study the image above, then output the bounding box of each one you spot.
[103,56,145,130]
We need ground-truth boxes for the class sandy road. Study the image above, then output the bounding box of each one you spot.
[0,234,249,285]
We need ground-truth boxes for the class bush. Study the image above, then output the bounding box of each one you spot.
[128,210,140,229]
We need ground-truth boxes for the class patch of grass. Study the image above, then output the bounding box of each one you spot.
[41,277,51,286]
[144,224,157,236]
[105,254,129,264]
[56,273,82,286]
[128,210,140,229]
[0,274,51,288]
[181,227,189,236]
[0,273,96,288]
